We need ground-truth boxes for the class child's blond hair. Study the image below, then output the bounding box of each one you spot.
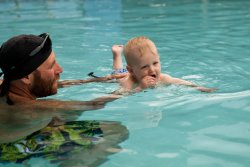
[124,36,158,66]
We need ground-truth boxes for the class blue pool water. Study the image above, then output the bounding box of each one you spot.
[1,0,250,166]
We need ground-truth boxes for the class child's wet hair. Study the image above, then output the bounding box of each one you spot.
[124,36,158,66]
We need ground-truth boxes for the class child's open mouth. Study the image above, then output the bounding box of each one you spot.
[151,74,156,78]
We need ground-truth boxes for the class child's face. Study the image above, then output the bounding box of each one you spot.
[129,48,161,83]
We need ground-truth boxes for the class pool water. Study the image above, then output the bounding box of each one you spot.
[1,0,250,167]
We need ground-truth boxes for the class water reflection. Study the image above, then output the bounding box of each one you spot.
[0,106,128,166]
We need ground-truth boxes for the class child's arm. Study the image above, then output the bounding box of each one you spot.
[162,74,216,93]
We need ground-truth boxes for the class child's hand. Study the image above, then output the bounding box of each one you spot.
[139,76,157,89]
[112,45,123,55]
[196,86,217,93]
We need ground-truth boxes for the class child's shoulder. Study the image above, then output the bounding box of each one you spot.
[118,74,135,89]
[159,73,174,84]
[160,73,172,80]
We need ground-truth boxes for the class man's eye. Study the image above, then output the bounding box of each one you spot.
[50,61,56,69]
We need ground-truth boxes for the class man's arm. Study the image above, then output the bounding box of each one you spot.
[27,94,121,111]
[58,73,127,88]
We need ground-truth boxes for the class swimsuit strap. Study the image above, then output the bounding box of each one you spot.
[111,68,128,75]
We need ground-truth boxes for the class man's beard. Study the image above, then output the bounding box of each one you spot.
[31,72,58,98]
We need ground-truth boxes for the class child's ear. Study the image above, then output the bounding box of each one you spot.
[126,65,133,74]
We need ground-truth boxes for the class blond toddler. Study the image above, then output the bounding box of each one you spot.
[111,36,215,93]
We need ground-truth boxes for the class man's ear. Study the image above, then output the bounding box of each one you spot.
[20,75,31,84]
[126,65,133,75]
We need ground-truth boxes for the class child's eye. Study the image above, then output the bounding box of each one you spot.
[141,65,148,69]
[153,62,158,65]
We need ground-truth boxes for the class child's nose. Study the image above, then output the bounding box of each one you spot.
[149,66,154,72]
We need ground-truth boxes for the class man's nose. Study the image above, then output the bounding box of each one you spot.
[55,63,63,74]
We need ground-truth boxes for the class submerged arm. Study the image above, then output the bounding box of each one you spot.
[31,94,122,112]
